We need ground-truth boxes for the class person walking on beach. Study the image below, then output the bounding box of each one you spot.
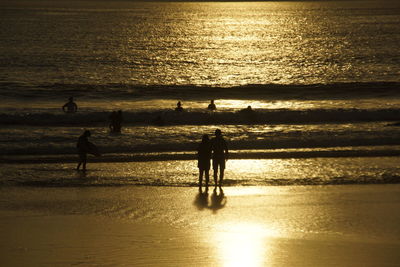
[207,100,216,111]
[197,134,212,192]
[76,130,98,171]
[62,97,78,113]
[211,129,228,189]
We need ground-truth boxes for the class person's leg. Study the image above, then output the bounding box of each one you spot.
[82,154,87,171]
[213,169,218,188]
[219,166,224,188]
[77,153,84,170]
[205,169,210,192]
[198,169,203,190]
[213,160,218,188]
[219,160,226,188]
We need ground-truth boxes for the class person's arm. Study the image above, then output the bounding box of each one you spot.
[62,103,67,112]
[224,140,229,160]
[73,103,78,112]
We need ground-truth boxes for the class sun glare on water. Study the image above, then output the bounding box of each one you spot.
[216,222,278,267]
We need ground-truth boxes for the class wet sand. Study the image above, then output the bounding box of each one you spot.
[1,185,400,266]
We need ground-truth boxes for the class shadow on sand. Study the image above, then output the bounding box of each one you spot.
[193,188,227,213]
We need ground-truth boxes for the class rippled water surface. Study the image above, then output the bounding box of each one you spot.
[1,1,400,86]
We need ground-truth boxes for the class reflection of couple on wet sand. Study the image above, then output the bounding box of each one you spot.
[197,129,229,193]
[194,188,227,212]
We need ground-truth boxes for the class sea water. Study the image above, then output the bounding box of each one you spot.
[1,1,400,186]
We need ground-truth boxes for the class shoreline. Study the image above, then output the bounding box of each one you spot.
[1,185,400,266]
[1,157,400,187]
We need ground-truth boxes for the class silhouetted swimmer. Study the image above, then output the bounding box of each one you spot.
[76,130,100,171]
[207,100,216,111]
[62,97,78,113]
[211,129,228,189]
[175,101,184,112]
[239,105,257,121]
[197,134,212,192]
[240,105,254,113]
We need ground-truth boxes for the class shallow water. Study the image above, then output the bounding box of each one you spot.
[1,157,399,187]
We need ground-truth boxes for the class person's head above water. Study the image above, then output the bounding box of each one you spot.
[83,130,91,137]
[69,97,74,102]
[215,129,222,137]
[202,134,209,143]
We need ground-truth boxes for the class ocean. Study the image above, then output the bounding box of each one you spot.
[1,0,400,186]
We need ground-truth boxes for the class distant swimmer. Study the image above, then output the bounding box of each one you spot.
[239,105,257,121]
[197,134,212,192]
[240,105,254,113]
[211,129,228,189]
[76,130,100,171]
[207,100,217,111]
[62,97,78,113]
[175,101,184,112]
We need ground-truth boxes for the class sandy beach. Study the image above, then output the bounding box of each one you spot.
[1,184,400,266]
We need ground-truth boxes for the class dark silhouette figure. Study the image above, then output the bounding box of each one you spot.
[211,129,228,189]
[109,110,123,133]
[197,134,212,192]
[175,101,184,112]
[109,111,118,133]
[62,97,78,113]
[76,130,99,171]
[209,188,226,213]
[239,105,257,121]
[207,100,216,111]
[240,105,254,113]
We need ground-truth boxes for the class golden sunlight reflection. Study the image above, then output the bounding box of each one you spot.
[226,159,285,179]
[216,222,278,267]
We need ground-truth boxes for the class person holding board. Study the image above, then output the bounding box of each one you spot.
[76,130,100,171]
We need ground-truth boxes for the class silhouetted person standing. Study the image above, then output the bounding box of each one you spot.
[62,97,78,113]
[109,111,118,133]
[109,110,123,133]
[197,134,212,192]
[77,130,92,171]
[175,101,184,112]
[211,129,228,189]
[115,110,123,133]
[207,100,216,111]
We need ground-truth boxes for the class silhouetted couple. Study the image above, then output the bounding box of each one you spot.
[197,129,228,192]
